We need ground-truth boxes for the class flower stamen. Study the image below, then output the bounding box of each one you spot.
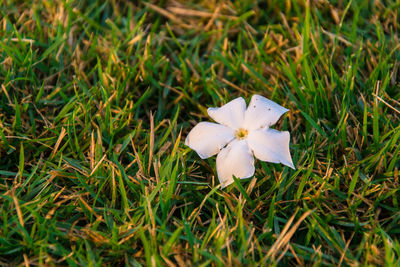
[235,128,248,140]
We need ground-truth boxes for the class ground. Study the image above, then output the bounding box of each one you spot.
[0,0,400,266]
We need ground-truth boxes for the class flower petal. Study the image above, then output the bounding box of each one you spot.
[216,140,255,188]
[207,97,246,130]
[247,128,295,169]
[243,94,289,130]
[185,122,235,159]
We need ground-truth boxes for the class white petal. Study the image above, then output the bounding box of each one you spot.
[243,94,289,131]
[185,122,234,159]
[207,97,246,130]
[216,139,255,188]
[247,128,295,169]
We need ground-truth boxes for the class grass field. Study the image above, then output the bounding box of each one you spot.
[1,0,400,265]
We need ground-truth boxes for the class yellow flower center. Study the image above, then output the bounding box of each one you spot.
[235,128,248,140]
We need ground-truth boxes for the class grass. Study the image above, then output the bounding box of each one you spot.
[0,0,399,265]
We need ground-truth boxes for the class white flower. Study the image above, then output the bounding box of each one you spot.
[185,94,295,188]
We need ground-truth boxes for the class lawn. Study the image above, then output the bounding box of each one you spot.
[1,0,400,265]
